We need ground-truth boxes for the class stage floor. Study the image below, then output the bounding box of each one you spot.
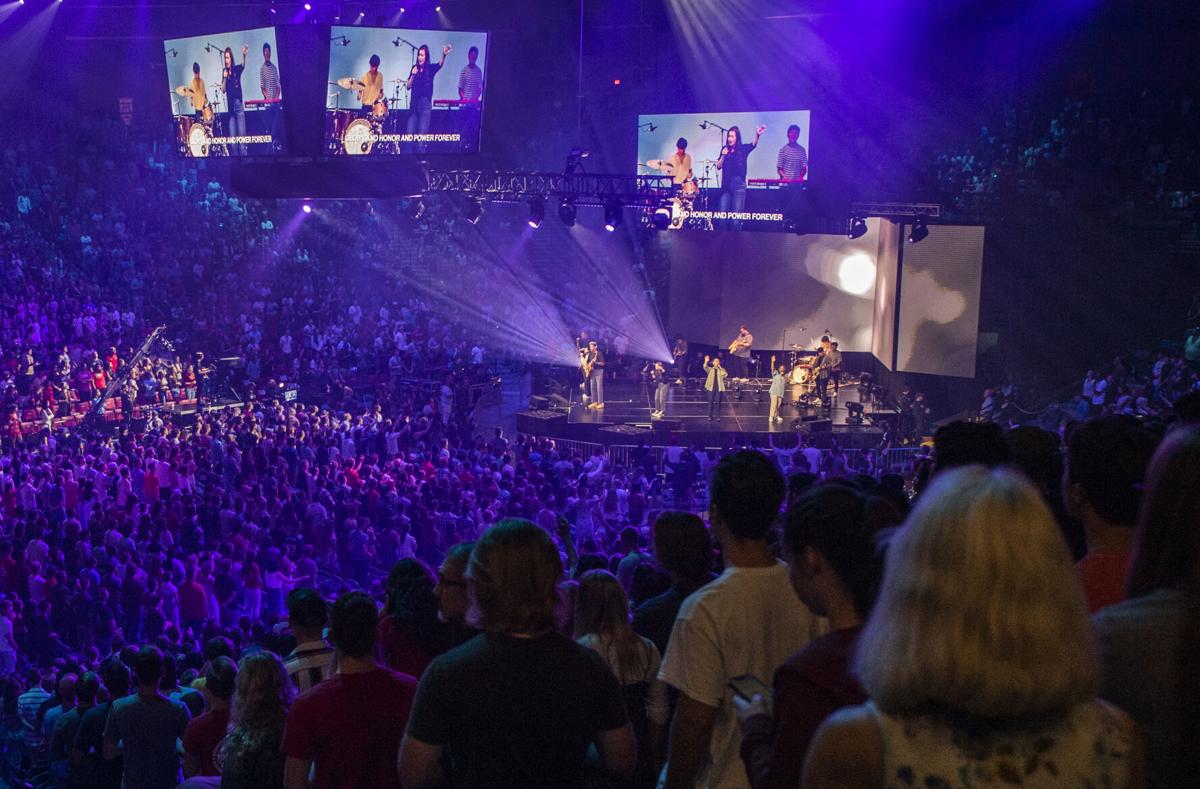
[557,379,896,446]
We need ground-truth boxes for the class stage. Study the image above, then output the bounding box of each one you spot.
[519,378,898,448]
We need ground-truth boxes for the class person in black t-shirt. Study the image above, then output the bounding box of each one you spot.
[222,45,249,154]
[405,43,451,153]
[399,519,635,789]
[716,123,765,229]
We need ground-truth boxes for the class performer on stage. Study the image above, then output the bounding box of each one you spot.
[672,336,689,383]
[222,45,249,154]
[406,44,451,152]
[716,124,764,228]
[703,354,728,421]
[584,340,605,409]
[828,340,843,395]
[259,42,281,150]
[776,123,809,181]
[189,62,208,119]
[728,324,753,379]
[769,354,787,422]
[457,45,484,149]
[650,361,668,418]
[653,138,694,189]
[814,336,833,401]
[360,54,384,116]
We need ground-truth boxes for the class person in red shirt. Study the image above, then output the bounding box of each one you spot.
[182,656,236,777]
[1065,416,1158,613]
[282,592,417,789]
[179,566,209,635]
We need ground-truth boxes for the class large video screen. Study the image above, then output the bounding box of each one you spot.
[325,26,489,156]
[164,28,286,157]
[636,110,811,190]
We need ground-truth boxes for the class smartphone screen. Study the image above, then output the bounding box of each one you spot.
[727,674,771,701]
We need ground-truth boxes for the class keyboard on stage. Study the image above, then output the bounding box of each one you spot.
[432,99,481,109]
[244,99,282,108]
[747,178,806,187]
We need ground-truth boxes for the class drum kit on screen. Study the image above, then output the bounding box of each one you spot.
[172,85,226,158]
[642,159,710,230]
[326,76,403,155]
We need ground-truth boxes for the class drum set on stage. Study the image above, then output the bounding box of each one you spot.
[172,85,227,158]
[326,76,405,155]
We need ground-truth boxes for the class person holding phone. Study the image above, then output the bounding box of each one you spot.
[734,485,886,789]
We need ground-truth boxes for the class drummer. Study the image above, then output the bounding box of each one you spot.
[653,138,694,192]
[190,62,208,119]
[359,54,384,116]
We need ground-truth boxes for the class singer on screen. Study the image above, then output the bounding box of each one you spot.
[405,43,450,152]
[222,45,249,155]
[715,123,764,228]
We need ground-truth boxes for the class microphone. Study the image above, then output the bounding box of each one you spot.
[341,38,351,46]
[204,44,211,52]
[648,123,657,132]
[699,121,708,129]
[166,48,178,58]
[392,37,401,47]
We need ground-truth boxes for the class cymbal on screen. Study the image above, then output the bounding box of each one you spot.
[174,86,195,96]
[336,77,367,91]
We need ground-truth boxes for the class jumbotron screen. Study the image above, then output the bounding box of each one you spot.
[635,110,811,188]
[164,28,287,157]
[325,26,489,156]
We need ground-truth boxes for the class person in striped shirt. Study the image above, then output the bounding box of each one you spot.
[259,42,282,151]
[457,46,485,150]
[776,123,809,181]
[282,589,336,693]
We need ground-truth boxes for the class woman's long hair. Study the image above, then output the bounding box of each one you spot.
[574,570,649,682]
[228,651,293,736]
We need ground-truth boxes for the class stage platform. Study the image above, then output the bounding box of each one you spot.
[520,379,898,448]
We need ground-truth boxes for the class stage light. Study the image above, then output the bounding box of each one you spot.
[466,195,485,225]
[303,2,311,9]
[527,196,546,229]
[301,202,312,214]
[558,198,577,227]
[907,219,928,244]
[848,217,867,239]
[408,198,425,220]
[836,253,876,295]
[604,200,622,232]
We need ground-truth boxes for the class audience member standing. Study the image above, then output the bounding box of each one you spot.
[632,513,715,656]
[219,652,293,789]
[659,452,824,789]
[804,468,1140,788]
[71,659,130,789]
[399,519,636,788]
[281,589,336,693]
[281,592,417,789]
[102,646,191,789]
[1094,426,1200,789]
[181,656,236,778]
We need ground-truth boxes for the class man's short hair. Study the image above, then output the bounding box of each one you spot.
[468,519,563,634]
[329,592,379,659]
[134,646,164,686]
[1067,416,1158,526]
[652,512,711,582]
[468,45,479,56]
[369,54,381,68]
[710,450,785,541]
[203,636,236,663]
[192,62,200,75]
[76,672,101,705]
[442,541,475,575]
[286,588,328,630]
[101,658,131,697]
[787,123,801,135]
[263,42,271,53]
[204,656,237,700]
[676,137,687,150]
[933,421,1010,471]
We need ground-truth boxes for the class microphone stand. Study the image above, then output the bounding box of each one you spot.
[699,119,728,133]
[392,37,419,110]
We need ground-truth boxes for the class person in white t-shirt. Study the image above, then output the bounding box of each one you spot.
[659,451,825,789]
[0,600,17,675]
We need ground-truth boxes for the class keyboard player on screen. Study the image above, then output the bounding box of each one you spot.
[776,123,809,181]
[457,45,484,149]
[259,42,282,151]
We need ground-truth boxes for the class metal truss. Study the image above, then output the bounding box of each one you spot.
[425,170,675,207]
[850,202,943,219]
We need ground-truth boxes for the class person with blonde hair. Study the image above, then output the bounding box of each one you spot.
[804,466,1142,788]
[219,652,294,789]
[399,519,636,789]
[576,569,669,787]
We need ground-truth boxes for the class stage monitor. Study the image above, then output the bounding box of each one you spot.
[325,26,489,156]
[636,110,811,189]
[164,28,287,157]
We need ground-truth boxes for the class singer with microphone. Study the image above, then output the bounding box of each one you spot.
[222,45,250,155]
[404,43,451,153]
[715,123,764,229]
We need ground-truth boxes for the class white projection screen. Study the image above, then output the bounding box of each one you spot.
[871,219,901,370]
[896,225,985,377]
[667,220,885,352]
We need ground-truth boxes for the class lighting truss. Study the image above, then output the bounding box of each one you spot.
[425,170,674,207]
[849,202,943,219]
